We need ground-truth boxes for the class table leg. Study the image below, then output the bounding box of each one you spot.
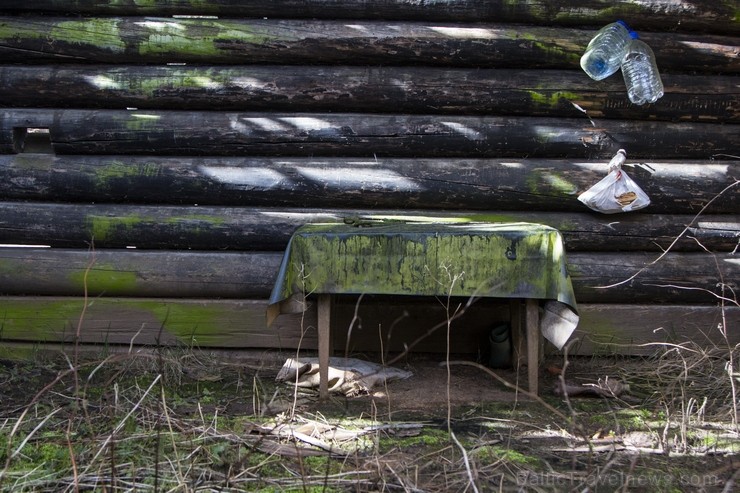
[510,300,525,367]
[526,299,539,395]
[317,294,331,399]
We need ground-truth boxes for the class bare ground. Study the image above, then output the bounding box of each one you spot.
[0,347,738,492]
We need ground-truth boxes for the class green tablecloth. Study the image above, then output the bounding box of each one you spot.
[268,221,579,348]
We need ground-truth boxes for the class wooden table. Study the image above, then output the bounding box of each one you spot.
[268,220,578,398]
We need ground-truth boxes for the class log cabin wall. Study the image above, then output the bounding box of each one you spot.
[0,1,737,356]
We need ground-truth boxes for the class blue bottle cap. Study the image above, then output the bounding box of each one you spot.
[629,30,639,39]
[616,20,631,30]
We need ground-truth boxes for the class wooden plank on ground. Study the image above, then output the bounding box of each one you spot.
[0,17,736,71]
[0,1,735,34]
[0,155,736,214]
[2,109,736,159]
[0,248,737,304]
[1,202,737,253]
[0,297,735,356]
[1,66,736,123]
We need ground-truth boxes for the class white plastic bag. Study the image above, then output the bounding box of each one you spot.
[578,150,650,214]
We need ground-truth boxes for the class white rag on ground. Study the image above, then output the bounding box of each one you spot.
[276,357,413,396]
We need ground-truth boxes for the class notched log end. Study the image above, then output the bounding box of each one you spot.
[3,127,53,154]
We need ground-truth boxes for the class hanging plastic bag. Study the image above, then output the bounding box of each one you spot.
[578,149,650,214]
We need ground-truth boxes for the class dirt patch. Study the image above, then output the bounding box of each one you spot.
[373,359,523,410]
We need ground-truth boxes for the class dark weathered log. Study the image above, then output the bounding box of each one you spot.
[0,248,736,304]
[0,202,738,253]
[0,155,736,214]
[0,248,279,298]
[568,252,740,304]
[0,296,736,355]
[2,109,737,159]
[1,65,737,123]
[0,17,736,72]
[0,1,736,34]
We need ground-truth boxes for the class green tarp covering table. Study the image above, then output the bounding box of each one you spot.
[268,221,579,397]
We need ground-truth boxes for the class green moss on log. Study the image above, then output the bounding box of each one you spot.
[92,160,162,189]
[517,31,581,63]
[68,264,139,295]
[137,20,280,57]
[86,213,227,242]
[87,214,146,242]
[527,90,582,108]
[87,68,243,97]
[0,299,253,347]
[137,301,243,346]
[0,300,84,341]
[51,19,126,52]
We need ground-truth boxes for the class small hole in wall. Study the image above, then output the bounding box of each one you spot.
[15,127,53,153]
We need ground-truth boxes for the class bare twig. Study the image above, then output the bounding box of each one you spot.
[450,431,479,493]
[344,293,365,359]
[66,418,79,493]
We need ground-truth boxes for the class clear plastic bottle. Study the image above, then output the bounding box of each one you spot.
[580,20,633,80]
[621,31,664,105]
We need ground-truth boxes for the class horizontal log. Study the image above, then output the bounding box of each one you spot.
[0,17,736,72]
[571,304,740,356]
[0,248,736,304]
[568,253,740,304]
[0,249,279,298]
[0,1,735,34]
[0,155,736,214]
[0,202,738,253]
[0,65,736,123]
[0,297,317,349]
[0,297,736,356]
[2,109,737,159]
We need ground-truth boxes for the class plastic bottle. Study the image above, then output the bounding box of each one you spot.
[621,31,664,105]
[580,20,633,80]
